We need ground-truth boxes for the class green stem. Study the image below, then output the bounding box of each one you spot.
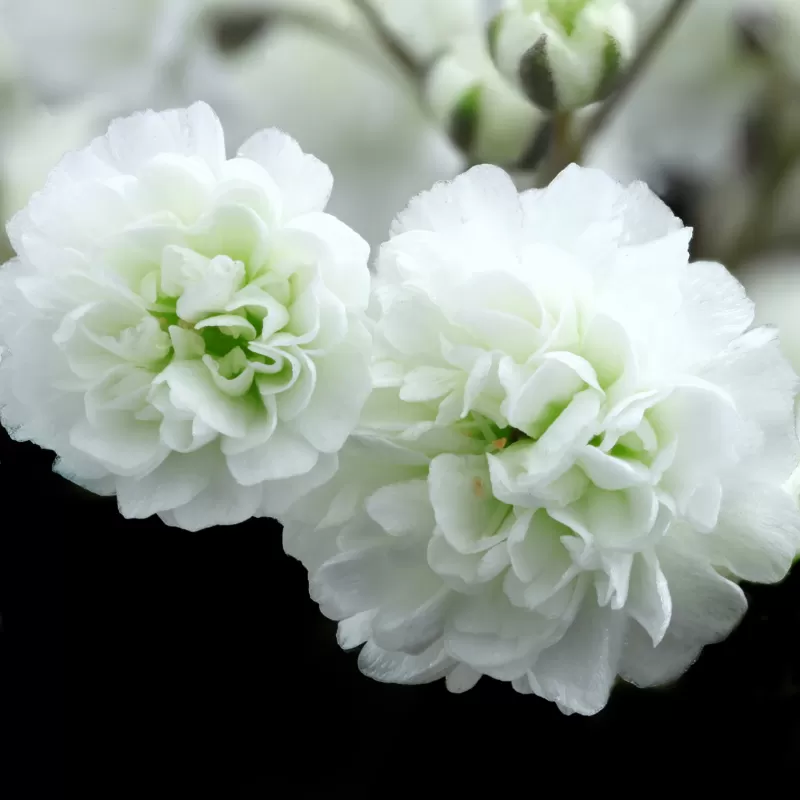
[536,110,577,185]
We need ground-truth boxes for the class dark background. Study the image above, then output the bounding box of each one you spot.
[1,421,798,797]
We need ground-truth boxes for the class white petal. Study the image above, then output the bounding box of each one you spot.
[312,542,395,619]
[337,611,376,651]
[620,543,748,687]
[225,426,320,484]
[357,640,454,685]
[97,102,226,177]
[116,449,215,519]
[428,454,511,554]
[261,453,340,521]
[625,550,672,646]
[391,164,522,237]
[293,328,372,454]
[531,598,626,716]
[69,417,168,477]
[372,586,451,655]
[445,664,482,693]
[154,360,254,439]
[237,128,333,219]
[365,480,435,536]
[160,466,265,532]
[682,260,754,353]
[284,213,371,310]
[700,481,800,584]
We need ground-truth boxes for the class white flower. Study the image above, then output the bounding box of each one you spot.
[0,102,373,531]
[1,0,196,104]
[490,0,636,111]
[284,164,800,714]
[426,35,546,166]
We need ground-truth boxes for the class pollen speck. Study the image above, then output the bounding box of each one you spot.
[472,477,485,498]
[492,437,507,450]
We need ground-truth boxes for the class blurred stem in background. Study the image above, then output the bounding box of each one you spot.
[725,67,800,269]
[268,0,696,181]
[540,0,695,184]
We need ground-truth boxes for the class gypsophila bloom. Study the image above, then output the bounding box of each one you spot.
[283,164,800,714]
[0,102,373,531]
[490,0,635,111]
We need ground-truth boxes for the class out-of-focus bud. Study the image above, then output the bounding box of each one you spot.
[426,36,547,165]
[735,0,800,79]
[734,2,778,58]
[489,0,636,111]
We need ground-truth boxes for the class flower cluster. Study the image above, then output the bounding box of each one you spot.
[2,10,800,711]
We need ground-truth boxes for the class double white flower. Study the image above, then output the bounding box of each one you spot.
[284,164,800,714]
[1,97,797,714]
[0,102,372,530]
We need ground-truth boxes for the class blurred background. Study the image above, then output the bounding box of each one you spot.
[0,1,797,795]
[0,0,798,373]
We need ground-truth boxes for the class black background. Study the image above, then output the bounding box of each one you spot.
[1,425,798,797]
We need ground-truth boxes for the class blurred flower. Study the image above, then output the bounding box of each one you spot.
[0,98,110,224]
[426,35,545,165]
[284,164,800,714]
[0,102,373,531]
[0,0,197,105]
[490,0,636,111]
[205,23,462,248]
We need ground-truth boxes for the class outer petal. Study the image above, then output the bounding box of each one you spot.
[620,542,747,688]
[237,128,334,220]
[357,640,455,685]
[530,598,626,716]
[390,164,523,239]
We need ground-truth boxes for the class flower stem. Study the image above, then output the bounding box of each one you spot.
[536,110,576,185]
[350,0,428,82]
[265,5,414,86]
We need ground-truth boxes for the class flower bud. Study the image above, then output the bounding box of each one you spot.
[489,0,636,111]
[427,36,546,165]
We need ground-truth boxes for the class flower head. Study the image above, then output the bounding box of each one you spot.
[0,102,372,531]
[284,164,800,714]
[490,0,636,110]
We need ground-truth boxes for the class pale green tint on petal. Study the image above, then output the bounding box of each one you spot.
[429,454,512,555]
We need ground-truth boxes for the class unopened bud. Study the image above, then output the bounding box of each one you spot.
[426,37,546,165]
[489,0,636,111]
